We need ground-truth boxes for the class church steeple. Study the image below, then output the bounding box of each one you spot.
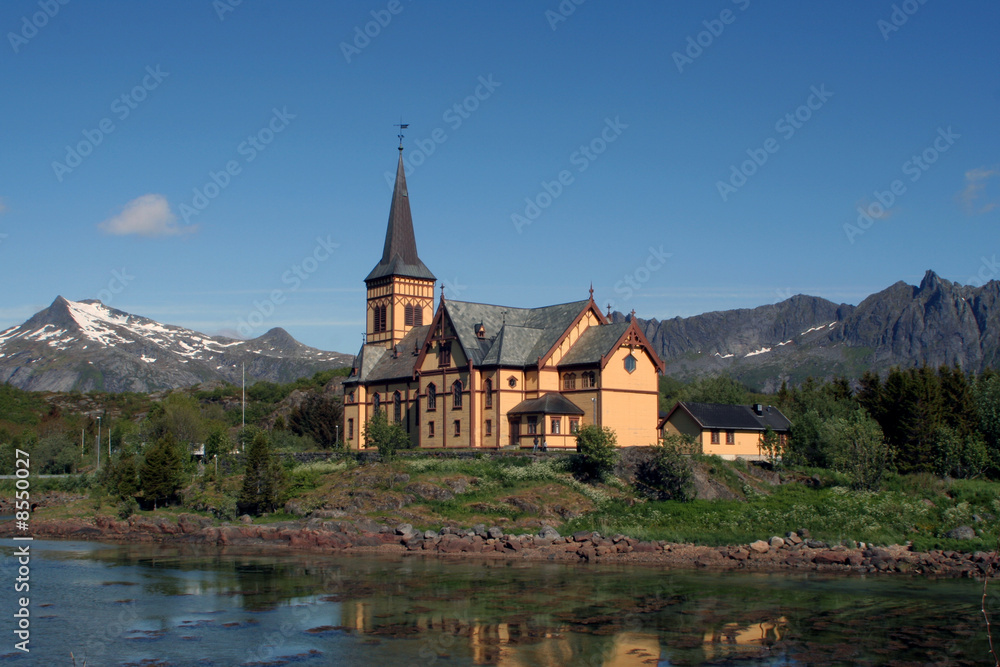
[365,151,435,283]
[364,147,436,347]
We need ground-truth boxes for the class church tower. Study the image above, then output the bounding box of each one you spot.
[364,147,436,347]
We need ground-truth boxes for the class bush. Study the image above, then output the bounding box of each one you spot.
[826,409,893,491]
[363,410,411,461]
[573,425,618,482]
[117,497,139,520]
[634,437,694,501]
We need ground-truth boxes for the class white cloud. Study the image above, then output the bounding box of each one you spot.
[98,194,194,237]
[958,165,1000,214]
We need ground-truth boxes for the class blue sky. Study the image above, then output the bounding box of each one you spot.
[1,1,998,354]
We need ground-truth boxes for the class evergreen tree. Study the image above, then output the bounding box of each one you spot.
[139,433,185,509]
[288,393,344,448]
[238,431,283,515]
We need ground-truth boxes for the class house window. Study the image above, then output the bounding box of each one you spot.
[582,371,596,388]
[439,343,451,367]
[563,373,576,390]
[393,391,402,423]
[484,378,493,409]
[348,418,354,440]
[726,430,735,445]
[426,383,436,411]
[710,429,720,445]
[624,354,637,374]
[452,380,463,409]
[485,419,492,436]
[372,393,381,412]
[551,418,561,434]
[570,419,579,433]
[454,420,461,437]
[527,416,538,435]
[428,421,435,438]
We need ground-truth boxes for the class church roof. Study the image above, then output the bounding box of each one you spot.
[445,299,590,367]
[507,392,586,416]
[346,325,430,384]
[558,321,631,366]
[365,150,435,283]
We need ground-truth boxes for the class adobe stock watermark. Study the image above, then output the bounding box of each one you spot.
[51,65,170,182]
[673,0,751,73]
[545,0,586,31]
[965,255,999,288]
[96,267,134,306]
[213,0,243,21]
[608,245,672,311]
[512,116,628,234]
[385,75,501,188]
[717,84,833,202]
[235,235,339,337]
[878,0,930,41]
[180,107,295,225]
[7,0,70,54]
[340,0,405,63]
[843,126,959,244]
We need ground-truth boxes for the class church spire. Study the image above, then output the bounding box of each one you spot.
[365,147,435,283]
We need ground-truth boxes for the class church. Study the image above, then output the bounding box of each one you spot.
[342,146,664,449]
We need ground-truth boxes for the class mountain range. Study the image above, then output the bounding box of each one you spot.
[0,297,353,392]
[2,270,997,393]
[620,270,1000,391]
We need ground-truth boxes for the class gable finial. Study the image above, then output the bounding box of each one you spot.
[589,282,594,300]
[394,118,409,151]
[606,303,612,317]
[440,283,446,302]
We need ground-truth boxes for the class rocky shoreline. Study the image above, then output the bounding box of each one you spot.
[3,514,997,579]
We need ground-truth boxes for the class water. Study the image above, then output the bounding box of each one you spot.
[0,539,994,666]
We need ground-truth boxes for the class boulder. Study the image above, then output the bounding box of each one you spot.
[538,525,561,540]
[945,526,976,540]
[768,536,785,549]
[487,526,504,539]
[749,540,770,553]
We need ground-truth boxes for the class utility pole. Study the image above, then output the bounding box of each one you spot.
[96,416,101,471]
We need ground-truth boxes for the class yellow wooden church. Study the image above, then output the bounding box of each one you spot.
[342,147,664,449]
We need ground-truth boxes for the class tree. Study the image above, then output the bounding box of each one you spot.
[288,393,344,448]
[759,427,783,468]
[932,425,989,479]
[634,435,693,501]
[139,433,185,509]
[825,409,892,491]
[573,425,618,482]
[238,431,284,516]
[975,373,1000,474]
[680,375,750,405]
[363,409,410,461]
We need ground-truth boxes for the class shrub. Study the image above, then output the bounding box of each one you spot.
[117,497,139,520]
[634,437,694,501]
[363,410,411,461]
[573,425,618,482]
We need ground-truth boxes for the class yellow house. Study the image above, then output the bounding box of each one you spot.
[342,146,665,450]
[659,401,791,460]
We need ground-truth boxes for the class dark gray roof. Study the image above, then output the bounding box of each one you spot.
[507,393,585,416]
[558,321,630,366]
[365,151,435,283]
[674,402,791,432]
[446,299,590,367]
[346,325,429,384]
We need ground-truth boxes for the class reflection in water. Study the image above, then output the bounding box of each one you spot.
[0,540,992,666]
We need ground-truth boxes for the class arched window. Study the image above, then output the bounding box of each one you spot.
[484,378,493,408]
[393,391,402,422]
[452,380,463,409]
[563,373,577,390]
[582,371,596,388]
[372,393,381,412]
[426,383,437,410]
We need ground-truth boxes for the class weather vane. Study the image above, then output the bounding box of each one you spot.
[394,119,409,150]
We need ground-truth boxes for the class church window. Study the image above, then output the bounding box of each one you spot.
[452,380,463,409]
[582,371,596,388]
[404,304,423,327]
[454,420,461,437]
[551,418,561,434]
[426,383,436,410]
[563,373,576,390]
[484,378,493,408]
[508,376,517,388]
[485,419,492,436]
[439,342,451,367]
[624,354,637,374]
[373,305,388,333]
[372,393,380,412]
[393,391,402,422]
[570,419,579,433]
[428,421,435,438]
[348,418,354,440]
[527,416,538,435]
